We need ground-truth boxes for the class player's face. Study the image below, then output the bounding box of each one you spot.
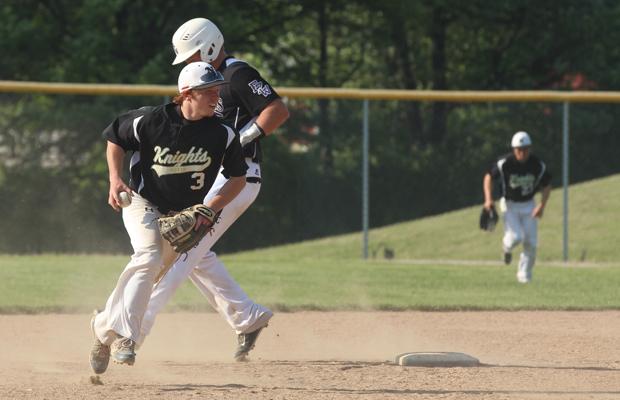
[513,146,530,162]
[192,87,221,117]
[185,51,202,64]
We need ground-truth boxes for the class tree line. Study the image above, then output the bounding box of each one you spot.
[1,0,619,253]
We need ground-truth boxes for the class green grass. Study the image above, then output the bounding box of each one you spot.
[0,174,618,313]
[219,258,620,311]
[1,255,619,313]
[234,173,620,262]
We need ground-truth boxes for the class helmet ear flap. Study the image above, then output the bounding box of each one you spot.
[200,30,224,63]
[201,42,217,62]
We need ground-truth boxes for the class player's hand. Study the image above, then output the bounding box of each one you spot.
[532,204,545,218]
[108,178,132,212]
[195,214,217,231]
[483,200,494,210]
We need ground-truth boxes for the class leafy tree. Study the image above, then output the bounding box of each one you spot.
[1,0,620,252]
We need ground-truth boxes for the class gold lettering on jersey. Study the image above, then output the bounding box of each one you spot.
[151,146,212,176]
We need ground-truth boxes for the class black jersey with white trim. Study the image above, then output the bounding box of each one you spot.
[215,56,281,162]
[103,103,247,213]
[488,153,552,202]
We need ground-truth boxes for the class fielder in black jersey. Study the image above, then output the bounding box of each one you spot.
[90,62,247,373]
[488,153,551,203]
[138,18,289,363]
[483,131,552,283]
[103,102,246,213]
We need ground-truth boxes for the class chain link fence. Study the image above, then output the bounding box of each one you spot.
[1,84,619,255]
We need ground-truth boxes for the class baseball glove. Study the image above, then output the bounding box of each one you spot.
[479,205,499,232]
[157,205,219,254]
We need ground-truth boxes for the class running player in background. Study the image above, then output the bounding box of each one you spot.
[139,18,289,361]
[482,131,552,283]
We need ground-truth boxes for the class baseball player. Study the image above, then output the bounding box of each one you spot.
[138,18,289,360]
[483,131,552,283]
[89,62,248,374]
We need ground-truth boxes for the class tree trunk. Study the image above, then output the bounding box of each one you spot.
[318,1,333,171]
[391,17,424,146]
[429,5,448,144]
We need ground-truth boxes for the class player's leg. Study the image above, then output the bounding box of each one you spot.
[186,179,269,331]
[137,252,204,346]
[502,202,523,262]
[92,194,166,368]
[139,171,232,342]
[188,173,272,359]
[139,172,259,344]
[517,204,538,283]
[189,252,272,361]
[186,180,273,360]
[189,251,272,334]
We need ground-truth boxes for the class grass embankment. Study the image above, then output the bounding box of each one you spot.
[0,174,618,313]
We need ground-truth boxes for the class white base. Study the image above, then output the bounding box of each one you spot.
[395,352,480,367]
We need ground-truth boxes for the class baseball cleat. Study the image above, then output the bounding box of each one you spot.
[111,336,136,366]
[517,275,530,284]
[89,310,110,375]
[503,252,512,265]
[234,310,273,361]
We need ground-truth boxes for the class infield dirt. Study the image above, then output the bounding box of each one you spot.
[1,311,619,399]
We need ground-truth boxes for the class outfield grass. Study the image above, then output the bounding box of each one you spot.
[235,173,620,262]
[0,254,619,313]
[0,174,618,313]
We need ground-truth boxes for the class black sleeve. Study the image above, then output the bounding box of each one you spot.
[221,132,248,178]
[487,161,500,179]
[540,169,552,187]
[229,66,281,116]
[102,107,154,151]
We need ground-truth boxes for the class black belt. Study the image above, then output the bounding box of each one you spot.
[246,177,261,184]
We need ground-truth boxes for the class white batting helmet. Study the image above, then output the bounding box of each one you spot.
[172,18,224,65]
[511,131,532,148]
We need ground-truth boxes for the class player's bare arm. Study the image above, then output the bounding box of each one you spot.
[240,99,290,146]
[532,184,551,218]
[255,98,289,134]
[483,173,494,210]
[196,175,247,230]
[106,141,132,212]
[205,175,246,211]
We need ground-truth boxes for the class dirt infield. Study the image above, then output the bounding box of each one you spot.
[1,311,619,399]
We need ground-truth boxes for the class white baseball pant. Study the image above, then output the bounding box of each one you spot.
[138,160,268,346]
[502,199,538,282]
[93,193,167,345]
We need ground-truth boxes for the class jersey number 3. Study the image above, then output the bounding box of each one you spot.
[190,172,205,190]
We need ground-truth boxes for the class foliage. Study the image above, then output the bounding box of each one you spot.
[1,0,620,253]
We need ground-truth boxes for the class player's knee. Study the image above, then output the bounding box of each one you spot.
[505,233,523,247]
[194,251,217,269]
[131,250,164,270]
[523,240,537,253]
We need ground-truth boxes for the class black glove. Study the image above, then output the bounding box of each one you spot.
[479,205,499,232]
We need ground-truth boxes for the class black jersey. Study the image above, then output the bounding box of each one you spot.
[488,153,552,202]
[215,57,281,162]
[103,103,247,213]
